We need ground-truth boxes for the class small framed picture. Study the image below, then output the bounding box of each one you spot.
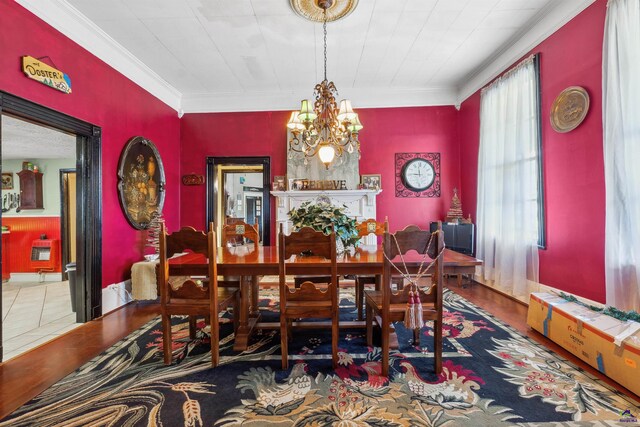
[361,174,381,190]
[291,178,305,191]
[272,175,286,191]
[1,173,13,190]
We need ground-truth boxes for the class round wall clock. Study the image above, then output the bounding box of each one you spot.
[395,153,441,198]
[550,86,590,133]
[401,158,435,191]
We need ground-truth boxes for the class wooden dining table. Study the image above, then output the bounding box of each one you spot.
[169,245,483,351]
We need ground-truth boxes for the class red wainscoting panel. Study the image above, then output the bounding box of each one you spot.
[2,217,62,273]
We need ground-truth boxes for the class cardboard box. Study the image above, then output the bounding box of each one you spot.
[528,292,640,396]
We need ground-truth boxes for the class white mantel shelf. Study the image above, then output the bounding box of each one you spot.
[270,189,383,245]
[270,189,381,198]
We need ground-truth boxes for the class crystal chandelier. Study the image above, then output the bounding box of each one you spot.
[287,0,363,169]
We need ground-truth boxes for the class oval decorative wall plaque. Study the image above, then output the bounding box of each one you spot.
[117,136,166,230]
[550,86,590,133]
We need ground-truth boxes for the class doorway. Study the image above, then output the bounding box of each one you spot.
[0,92,102,362]
[60,169,77,280]
[206,157,271,246]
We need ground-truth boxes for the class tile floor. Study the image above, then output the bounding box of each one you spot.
[2,280,81,361]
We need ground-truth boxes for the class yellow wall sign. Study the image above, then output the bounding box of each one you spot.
[21,56,72,94]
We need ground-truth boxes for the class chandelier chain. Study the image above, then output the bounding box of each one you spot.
[286,2,362,169]
[323,9,327,82]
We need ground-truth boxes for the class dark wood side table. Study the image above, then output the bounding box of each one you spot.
[430,221,475,287]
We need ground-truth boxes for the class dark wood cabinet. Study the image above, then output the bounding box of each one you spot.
[17,170,43,209]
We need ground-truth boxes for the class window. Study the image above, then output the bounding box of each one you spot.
[476,54,543,297]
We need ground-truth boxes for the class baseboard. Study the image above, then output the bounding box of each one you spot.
[9,272,63,282]
[102,280,133,315]
[471,274,605,309]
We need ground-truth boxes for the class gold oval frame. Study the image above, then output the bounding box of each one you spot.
[550,86,590,133]
[289,0,358,23]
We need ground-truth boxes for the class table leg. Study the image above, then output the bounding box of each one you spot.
[250,275,260,317]
[233,275,258,351]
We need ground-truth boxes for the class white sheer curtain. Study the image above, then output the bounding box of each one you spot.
[604,0,640,311]
[476,56,540,299]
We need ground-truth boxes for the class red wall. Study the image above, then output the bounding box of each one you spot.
[180,111,289,243]
[0,1,181,287]
[180,106,460,242]
[358,107,460,232]
[459,0,607,302]
[2,217,61,273]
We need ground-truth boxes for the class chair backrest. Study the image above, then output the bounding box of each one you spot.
[356,217,388,238]
[382,222,445,305]
[221,220,259,246]
[159,224,218,304]
[279,225,335,260]
[278,223,338,304]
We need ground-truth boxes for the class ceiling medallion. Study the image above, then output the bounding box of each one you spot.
[290,0,358,23]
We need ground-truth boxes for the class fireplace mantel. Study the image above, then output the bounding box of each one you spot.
[270,189,382,244]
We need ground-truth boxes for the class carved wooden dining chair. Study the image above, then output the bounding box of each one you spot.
[353,217,388,320]
[158,223,240,366]
[221,220,259,248]
[364,223,445,376]
[220,219,261,316]
[279,223,338,370]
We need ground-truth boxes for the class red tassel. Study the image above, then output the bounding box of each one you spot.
[405,289,416,329]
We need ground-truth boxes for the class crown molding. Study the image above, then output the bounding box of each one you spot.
[181,86,457,113]
[456,0,596,105]
[16,0,182,112]
[15,0,594,115]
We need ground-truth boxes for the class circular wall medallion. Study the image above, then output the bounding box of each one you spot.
[550,86,590,133]
[290,0,359,22]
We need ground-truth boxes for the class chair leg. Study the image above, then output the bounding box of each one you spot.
[233,292,240,334]
[434,319,443,374]
[355,278,363,321]
[189,316,197,339]
[280,315,289,370]
[212,309,220,367]
[413,328,421,346]
[381,313,390,377]
[162,313,172,365]
[332,314,339,369]
[366,302,373,347]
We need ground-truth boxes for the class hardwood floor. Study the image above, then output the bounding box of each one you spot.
[0,280,637,419]
[449,281,640,402]
[0,302,159,419]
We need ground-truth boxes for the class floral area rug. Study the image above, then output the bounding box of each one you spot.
[2,289,638,426]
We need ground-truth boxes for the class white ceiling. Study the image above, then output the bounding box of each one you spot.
[1,115,76,160]
[17,0,595,113]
